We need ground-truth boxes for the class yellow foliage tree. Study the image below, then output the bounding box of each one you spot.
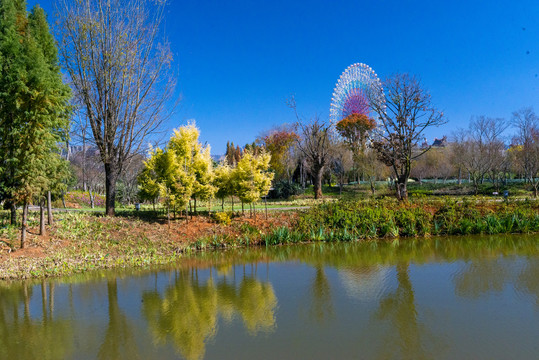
[213,162,233,210]
[234,149,273,216]
[139,122,215,219]
[169,122,215,213]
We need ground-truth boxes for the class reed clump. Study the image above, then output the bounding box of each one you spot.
[296,198,539,241]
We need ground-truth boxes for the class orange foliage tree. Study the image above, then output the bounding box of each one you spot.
[259,128,299,181]
[335,113,376,151]
[335,114,380,193]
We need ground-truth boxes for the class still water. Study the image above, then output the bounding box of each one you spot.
[2,235,539,359]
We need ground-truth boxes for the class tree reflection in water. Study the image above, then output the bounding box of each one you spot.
[142,265,277,360]
[0,235,537,359]
[373,263,436,360]
[453,258,513,298]
[454,256,539,308]
[309,265,334,323]
[98,279,140,360]
[0,281,72,360]
[517,259,539,307]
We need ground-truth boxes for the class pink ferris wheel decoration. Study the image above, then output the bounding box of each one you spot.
[329,63,383,125]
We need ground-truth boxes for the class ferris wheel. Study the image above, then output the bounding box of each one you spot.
[329,63,383,125]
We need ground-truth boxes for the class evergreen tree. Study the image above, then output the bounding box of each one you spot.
[0,0,27,224]
[0,1,71,247]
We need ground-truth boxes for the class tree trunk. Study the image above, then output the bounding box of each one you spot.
[265,196,268,219]
[221,198,224,211]
[47,191,53,225]
[88,189,95,209]
[10,202,16,226]
[458,168,462,185]
[21,202,28,249]
[40,200,46,236]
[313,166,324,200]
[167,204,170,229]
[194,198,197,215]
[61,192,66,208]
[396,175,408,201]
[104,163,118,216]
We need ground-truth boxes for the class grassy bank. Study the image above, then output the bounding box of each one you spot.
[0,210,295,280]
[2,197,539,280]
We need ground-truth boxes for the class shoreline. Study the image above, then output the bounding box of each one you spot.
[2,198,539,280]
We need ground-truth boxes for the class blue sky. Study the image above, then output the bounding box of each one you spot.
[31,0,539,154]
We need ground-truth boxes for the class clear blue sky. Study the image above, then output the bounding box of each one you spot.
[32,0,539,154]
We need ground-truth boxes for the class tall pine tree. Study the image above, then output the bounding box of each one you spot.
[0,1,71,247]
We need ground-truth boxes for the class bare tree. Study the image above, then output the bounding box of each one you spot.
[56,0,176,215]
[118,154,145,204]
[70,147,104,207]
[370,74,445,200]
[512,108,539,196]
[411,147,453,184]
[331,141,354,194]
[358,147,388,195]
[288,97,332,199]
[453,116,507,194]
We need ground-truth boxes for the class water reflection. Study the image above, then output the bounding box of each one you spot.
[373,264,434,360]
[0,235,538,359]
[0,282,72,360]
[453,258,514,298]
[142,267,277,360]
[454,255,539,309]
[98,279,140,360]
[338,265,390,301]
[309,265,334,323]
[517,259,539,306]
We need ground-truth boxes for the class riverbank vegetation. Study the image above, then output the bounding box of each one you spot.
[3,197,539,280]
[0,209,295,280]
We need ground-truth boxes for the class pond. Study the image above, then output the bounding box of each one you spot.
[1,234,539,359]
